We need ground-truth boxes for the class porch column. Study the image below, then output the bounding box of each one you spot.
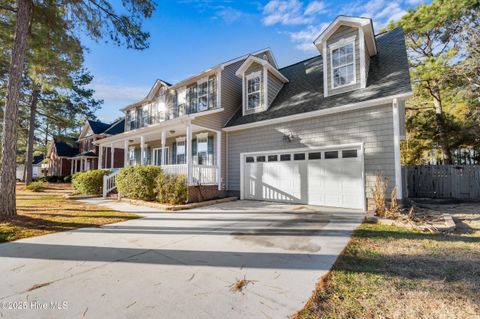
[110,143,114,169]
[140,136,145,165]
[80,158,84,171]
[161,129,166,166]
[70,159,74,175]
[216,131,221,190]
[392,98,403,199]
[186,122,193,185]
[124,140,128,167]
[98,146,103,169]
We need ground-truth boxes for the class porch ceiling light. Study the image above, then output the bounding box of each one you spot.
[169,130,175,135]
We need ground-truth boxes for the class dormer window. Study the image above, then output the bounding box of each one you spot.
[331,40,356,89]
[246,72,262,110]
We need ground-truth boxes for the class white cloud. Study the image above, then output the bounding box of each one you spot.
[304,1,327,16]
[288,23,329,53]
[215,7,247,24]
[89,80,150,102]
[262,0,313,26]
[343,0,408,31]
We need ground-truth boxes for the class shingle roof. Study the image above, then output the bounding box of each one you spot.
[104,119,125,135]
[226,27,411,127]
[88,120,111,134]
[54,138,79,157]
[32,154,44,165]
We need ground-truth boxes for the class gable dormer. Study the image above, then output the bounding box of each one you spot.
[235,55,288,115]
[314,16,377,97]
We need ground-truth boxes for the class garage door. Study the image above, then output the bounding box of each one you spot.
[242,146,364,209]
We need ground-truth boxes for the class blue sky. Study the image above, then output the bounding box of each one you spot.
[85,0,423,122]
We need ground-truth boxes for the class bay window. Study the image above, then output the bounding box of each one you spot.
[331,40,356,88]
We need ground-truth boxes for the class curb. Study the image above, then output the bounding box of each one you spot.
[118,197,238,211]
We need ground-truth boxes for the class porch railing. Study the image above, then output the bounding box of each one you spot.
[161,164,217,185]
[103,169,120,198]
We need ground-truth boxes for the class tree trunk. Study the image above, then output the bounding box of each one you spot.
[24,85,40,184]
[431,84,453,164]
[0,0,33,216]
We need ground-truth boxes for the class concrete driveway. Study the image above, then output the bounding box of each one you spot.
[0,200,363,319]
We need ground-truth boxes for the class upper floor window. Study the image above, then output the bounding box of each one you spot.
[197,80,208,112]
[185,74,217,114]
[246,72,261,110]
[331,41,355,88]
[141,104,150,126]
[127,109,137,130]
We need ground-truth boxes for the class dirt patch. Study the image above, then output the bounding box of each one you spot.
[229,276,255,293]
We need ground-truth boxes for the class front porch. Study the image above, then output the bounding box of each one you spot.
[96,120,222,188]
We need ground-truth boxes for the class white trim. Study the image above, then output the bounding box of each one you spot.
[235,55,288,83]
[330,38,356,90]
[239,143,365,210]
[246,71,261,80]
[221,48,278,69]
[392,98,403,199]
[176,136,186,142]
[359,28,366,89]
[216,131,222,190]
[223,92,413,132]
[322,42,328,97]
[244,71,263,112]
[263,65,268,108]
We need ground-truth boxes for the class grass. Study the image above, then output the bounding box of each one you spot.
[295,204,480,319]
[0,183,139,243]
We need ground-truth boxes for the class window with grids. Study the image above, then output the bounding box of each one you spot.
[197,134,208,165]
[247,73,261,110]
[197,80,208,112]
[331,42,355,88]
[176,139,186,164]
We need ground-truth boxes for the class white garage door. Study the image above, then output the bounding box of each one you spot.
[242,146,364,209]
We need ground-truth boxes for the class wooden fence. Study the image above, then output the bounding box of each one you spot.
[403,165,480,200]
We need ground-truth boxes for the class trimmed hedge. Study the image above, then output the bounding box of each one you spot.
[26,181,45,192]
[155,174,188,205]
[116,166,163,201]
[72,170,110,195]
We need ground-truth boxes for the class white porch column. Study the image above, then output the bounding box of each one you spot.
[124,140,129,167]
[98,146,103,169]
[186,122,193,185]
[110,143,114,169]
[140,136,145,165]
[216,130,221,190]
[80,158,84,171]
[70,159,74,175]
[161,130,166,166]
[392,98,403,199]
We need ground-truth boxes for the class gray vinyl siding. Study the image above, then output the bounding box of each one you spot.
[267,71,283,106]
[326,26,361,96]
[191,59,246,186]
[226,103,396,199]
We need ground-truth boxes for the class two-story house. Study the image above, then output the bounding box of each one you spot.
[47,119,125,176]
[97,16,412,210]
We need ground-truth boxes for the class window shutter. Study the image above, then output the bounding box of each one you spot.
[172,142,177,164]
[192,138,197,164]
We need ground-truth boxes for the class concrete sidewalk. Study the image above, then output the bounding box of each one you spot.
[0,199,363,319]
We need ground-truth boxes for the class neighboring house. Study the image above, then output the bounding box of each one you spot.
[47,137,79,176]
[97,16,412,209]
[47,119,125,176]
[16,154,45,181]
[71,119,125,173]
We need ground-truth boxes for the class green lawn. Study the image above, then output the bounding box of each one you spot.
[0,183,139,243]
[296,205,480,319]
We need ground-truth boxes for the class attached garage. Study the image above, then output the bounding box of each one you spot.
[241,144,365,210]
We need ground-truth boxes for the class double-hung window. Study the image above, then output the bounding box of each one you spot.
[176,138,186,164]
[142,104,150,126]
[128,109,137,130]
[196,133,208,165]
[331,40,356,88]
[197,80,208,112]
[246,72,261,110]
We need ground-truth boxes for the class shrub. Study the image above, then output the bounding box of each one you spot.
[26,181,45,192]
[155,174,188,205]
[63,175,73,183]
[72,170,109,195]
[116,166,162,201]
[34,176,47,182]
[372,172,388,217]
